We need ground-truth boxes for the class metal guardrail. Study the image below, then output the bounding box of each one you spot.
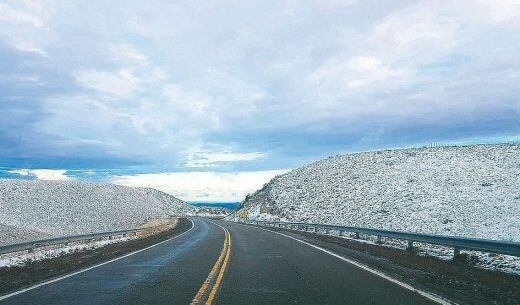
[0,228,138,255]
[240,220,520,257]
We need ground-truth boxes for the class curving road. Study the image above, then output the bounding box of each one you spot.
[0,218,443,305]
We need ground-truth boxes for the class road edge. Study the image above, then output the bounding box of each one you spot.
[0,218,195,302]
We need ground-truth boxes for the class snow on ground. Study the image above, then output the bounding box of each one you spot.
[233,144,520,273]
[0,180,195,246]
[237,144,520,241]
[0,235,135,268]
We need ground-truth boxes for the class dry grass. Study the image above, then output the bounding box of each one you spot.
[137,218,179,237]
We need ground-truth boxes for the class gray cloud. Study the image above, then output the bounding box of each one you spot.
[0,0,519,171]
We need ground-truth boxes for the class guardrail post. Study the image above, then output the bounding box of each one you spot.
[453,247,461,259]
[376,236,382,244]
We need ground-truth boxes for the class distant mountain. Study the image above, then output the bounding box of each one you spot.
[189,201,240,209]
[234,144,520,241]
[0,179,194,246]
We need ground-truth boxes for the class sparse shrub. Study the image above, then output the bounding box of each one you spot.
[454,253,480,265]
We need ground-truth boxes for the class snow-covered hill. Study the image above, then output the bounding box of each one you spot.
[0,179,194,246]
[235,144,520,242]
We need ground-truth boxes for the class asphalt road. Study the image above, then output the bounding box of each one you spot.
[1,218,442,305]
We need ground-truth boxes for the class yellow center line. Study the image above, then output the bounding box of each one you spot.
[190,222,232,305]
[205,228,231,305]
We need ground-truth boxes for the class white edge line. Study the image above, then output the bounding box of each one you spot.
[0,218,195,302]
[231,222,454,305]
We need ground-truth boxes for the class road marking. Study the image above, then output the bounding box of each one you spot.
[191,222,231,305]
[205,227,231,305]
[232,222,453,305]
[0,218,195,302]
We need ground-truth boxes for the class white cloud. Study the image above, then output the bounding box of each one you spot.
[346,56,406,87]
[112,169,288,202]
[161,84,218,123]
[0,3,44,28]
[9,169,72,180]
[75,69,141,99]
[0,2,52,58]
[469,0,520,24]
[185,151,266,167]
[110,43,150,66]
[2,0,520,169]
[13,42,47,56]
[315,0,358,10]
[371,4,458,55]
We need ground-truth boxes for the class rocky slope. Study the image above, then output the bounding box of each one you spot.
[235,144,520,242]
[0,179,194,246]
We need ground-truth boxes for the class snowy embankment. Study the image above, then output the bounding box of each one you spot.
[235,144,520,242]
[233,144,520,273]
[0,180,194,246]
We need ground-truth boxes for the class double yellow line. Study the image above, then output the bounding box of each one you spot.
[190,223,232,305]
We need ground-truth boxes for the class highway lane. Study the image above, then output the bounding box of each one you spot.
[1,218,225,305]
[1,218,445,305]
[214,220,442,305]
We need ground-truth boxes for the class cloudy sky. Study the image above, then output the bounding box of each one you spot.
[1,0,519,201]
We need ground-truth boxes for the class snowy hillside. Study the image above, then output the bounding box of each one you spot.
[235,144,520,242]
[0,180,194,246]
